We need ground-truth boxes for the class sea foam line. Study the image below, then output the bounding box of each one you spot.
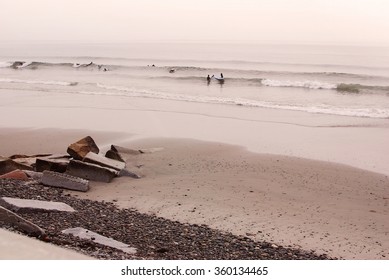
[0,78,77,86]
[262,79,337,90]
[93,83,389,119]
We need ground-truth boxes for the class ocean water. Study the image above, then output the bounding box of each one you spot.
[1,42,389,118]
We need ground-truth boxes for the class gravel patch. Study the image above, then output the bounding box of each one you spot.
[0,179,332,260]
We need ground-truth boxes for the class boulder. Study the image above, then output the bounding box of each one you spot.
[0,206,46,237]
[66,160,117,183]
[0,169,28,180]
[83,152,125,171]
[0,197,76,213]
[41,170,89,192]
[62,227,136,254]
[67,136,99,160]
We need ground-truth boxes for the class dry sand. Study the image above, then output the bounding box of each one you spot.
[69,137,387,260]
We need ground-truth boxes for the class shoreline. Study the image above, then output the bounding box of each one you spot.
[1,88,389,176]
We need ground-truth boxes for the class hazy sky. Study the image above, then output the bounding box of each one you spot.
[1,0,388,45]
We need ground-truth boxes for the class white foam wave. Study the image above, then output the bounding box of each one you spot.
[262,79,337,90]
[0,62,12,68]
[94,83,389,119]
[0,78,77,86]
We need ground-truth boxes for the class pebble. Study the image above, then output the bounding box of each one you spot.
[0,179,332,260]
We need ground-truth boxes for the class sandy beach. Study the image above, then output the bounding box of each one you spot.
[1,87,388,259]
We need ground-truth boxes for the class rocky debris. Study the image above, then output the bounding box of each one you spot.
[36,157,69,173]
[67,136,99,160]
[62,227,137,254]
[1,136,143,188]
[0,158,33,175]
[0,205,46,238]
[66,160,117,183]
[41,170,89,192]
[83,152,125,171]
[0,180,332,260]
[0,197,76,213]
[0,169,29,180]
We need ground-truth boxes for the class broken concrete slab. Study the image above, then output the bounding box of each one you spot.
[0,197,76,213]
[0,169,29,180]
[105,149,125,162]
[41,170,89,192]
[35,158,69,173]
[24,170,43,181]
[62,227,136,254]
[118,169,141,179]
[105,145,141,162]
[83,152,125,171]
[67,136,99,160]
[0,158,33,175]
[66,160,117,183]
[0,206,46,237]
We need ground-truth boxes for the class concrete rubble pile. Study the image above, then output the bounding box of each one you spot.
[0,136,141,255]
[0,136,141,191]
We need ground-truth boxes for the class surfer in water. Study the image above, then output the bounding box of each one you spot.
[220,73,224,79]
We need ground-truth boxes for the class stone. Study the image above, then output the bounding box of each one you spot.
[67,136,99,160]
[0,206,46,237]
[0,158,33,175]
[0,197,76,213]
[62,227,137,254]
[66,160,117,183]
[41,170,89,192]
[0,169,28,180]
[35,158,69,173]
[83,152,125,171]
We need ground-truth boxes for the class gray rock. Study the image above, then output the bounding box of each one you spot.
[0,206,46,237]
[62,227,136,254]
[0,197,76,213]
[41,170,89,192]
[66,160,117,183]
[67,136,99,160]
[83,152,125,171]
